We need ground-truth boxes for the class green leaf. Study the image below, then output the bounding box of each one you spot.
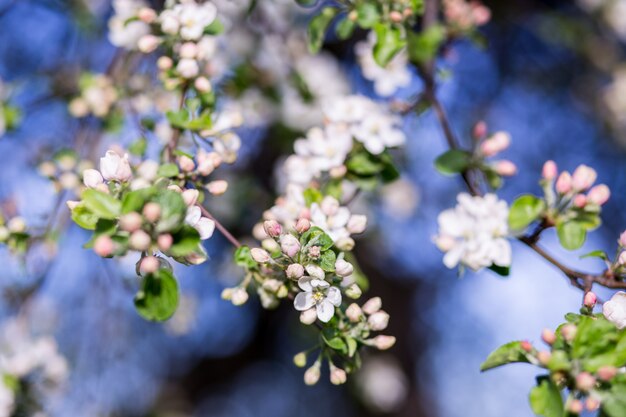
[373,23,406,67]
[70,203,98,230]
[82,189,121,219]
[128,137,147,156]
[580,250,609,262]
[307,7,337,53]
[529,378,563,417]
[407,25,446,65]
[335,17,356,40]
[303,188,323,206]
[301,227,334,251]
[323,336,348,353]
[434,149,471,176]
[346,151,384,176]
[134,269,179,322]
[203,18,224,35]
[547,350,571,372]
[356,3,379,28]
[509,195,546,231]
[121,187,157,214]
[153,190,187,233]
[488,264,510,277]
[601,384,626,417]
[169,226,201,257]
[157,163,180,178]
[480,341,530,372]
[557,221,586,250]
[346,337,358,357]
[234,245,257,269]
[319,250,336,272]
[166,109,190,129]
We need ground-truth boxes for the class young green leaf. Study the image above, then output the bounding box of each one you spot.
[529,378,563,417]
[307,7,337,53]
[134,269,179,322]
[373,23,406,67]
[480,341,530,371]
[434,149,471,176]
[82,189,122,220]
[557,221,586,250]
[508,195,546,231]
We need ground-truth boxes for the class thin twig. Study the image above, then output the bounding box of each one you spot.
[199,205,241,248]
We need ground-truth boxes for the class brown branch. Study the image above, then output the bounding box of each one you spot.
[199,205,241,248]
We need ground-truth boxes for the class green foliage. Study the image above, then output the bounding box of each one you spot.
[307,7,337,53]
[556,221,586,250]
[529,379,563,417]
[407,25,446,65]
[509,195,546,231]
[434,149,472,175]
[234,245,257,270]
[300,226,334,251]
[480,341,530,371]
[134,269,179,321]
[303,188,324,206]
[169,226,201,257]
[82,189,121,219]
[153,190,187,233]
[157,163,180,178]
[70,203,99,230]
[346,149,400,186]
[373,23,406,67]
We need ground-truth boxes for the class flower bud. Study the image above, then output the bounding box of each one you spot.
[619,231,626,247]
[157,56,173,70]
[305,264,325,280]
[597,365,617,381]
[304,363,320,385]
[176,58,199,79]
[262,279,282,293]
[129,230,151,251]
[253,223,268,240]
[263,220,282,238]
[194,76,212,93]
[93,235,114,257]
[585,397,600,412]
[368,311,390,331]
[573,194,587,208]
[347,215,367,234]
[261,238,280,253]
[555,171,572,194]
[561,323,577,342]
[494,160,517,176]
[587,184,610,206]
[480,132,510,156]
[329,364,347,385]
[372,335,396,350]
[620,252,626,266]
[346,303,363,322]
[295,218,311,234]
[66,200,80,210]
[537,351,551,366]
[221,288,233,300]
[157,234,173,251]
[572,164,597,191]
[143,202,161,223]
[182,189,199,206]
[286,263,304,279]
[251,248,271,263]
[293,352,307,368]
[231,287,249,306]
[575,372,596,391]
[68,98,89,117]
[137,7,156,23]
[362,297,382,315]
[207,180,228,195]
[520,340,533,352]
[567,399,583,415]
[281,234,301,258]
[345,283,362,299]
[472,121,487,139]
[179,155,195,173]
[335,237,355,251]
[389,10,403,22]
[335,259,354,277]
[140,256,160,274]
[0,227,9,241]
[179,42,198,59]
[542,160,557,181]
[119,212,143,232]
[7,217,26,233]
[83,169,104,188]
[541,328,556,345]
[100,151,132,182]
[329,165,347,178]
[138,35,160,53]
[584,291,597,308]
[300,308,317,325]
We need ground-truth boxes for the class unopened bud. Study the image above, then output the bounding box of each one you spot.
[555,172,572,194]
[179,155,195,172]
[137,7,157,23]
[494,160,517,176]
[346,303,363,322]
[372,335,396,350]
[157,234,173,251]
[537,351,551,365]
[305,264,325,280]
[286,263,304,279]
[143,202,161,223]
[597,365,617,381]
[584,291,597,308]
[329,165,347,178]
[221,288,233,300]
[293,352,307,368]
[231,287,249,306]
[137,35,160,53]
[573,194,587,208]
[542,160,558,181]
[157,56,173,70]
[576,372,596,391]
[541,328,556,345]
[619,231,626,247]
[335,259,354,277]
[119,212,143,232]
[94,235,114,257]
[308,246,321,259]
[281,234,301,258]
[368,311,390,331]
[295,218,311,234]
[264,220,282,238]
[207,180,228,195]
[179,42,198,59]
[345,283,362,299]
[194,76,212,93]
[129,230,151,251]
[389,10,403,22]
[182,189,199,206]
[304,363,321,385]
[300,308,317,325]
[335,237,355,251]
[567,399,583,415]
[7,217,26,233]
[140,256,160,274]
[587,184,610,206]
[520,340,533,352]
[572,164,597,191]
[261,238,280,253]
[251,248,271,263]
[472,121,487,139]
[347,215,367,234]
[561,323,577,342]
[329,364,347,385]
[362,297,382,315]
[585,397,600,412]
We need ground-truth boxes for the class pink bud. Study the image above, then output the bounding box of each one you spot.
[481,132,511,157]
[472,121,488,139]
[368,311,390,331]
[182,189,199,206]
[568,399,583,415]
[157,234,173,251]
[572,164,597,191]
[389,10,403,22]
[251,248,271,263]
[194,76,212,93]
[587,184,610,206]
[263,220,282,238]
[537,351,551,365]
[555,171,572,194]
[573,194,587,208]
[329,365,347,385]
[179,42,198,59]
[597,366,617,381]
[207,180,228,195]
[129,230,151,251]
[295,218,311,234]
[619,231,626,247]
[94,235,114,257]
[575,372,596,391]
[520,340,533,352]
[345,303,362,322]
[140,256,160,274]
[179,155,195,173]
[286,263,304,279]
[362,297,382,315]
[494,160,517,176]
[308,246,320,259]
[561,323,577,342]
[347,215,367,234]
[585,397,600,412]
[143,202,161,223]
[584,291,597,308]
[280,234,301,258]
[137,35,160,54]
[372,335,396,350]
[542,160,558,181]
[472,4,491,25]
[157,56,173,70]
[119,212,143,232]
[541,328,556,345]
[137,7,156,23]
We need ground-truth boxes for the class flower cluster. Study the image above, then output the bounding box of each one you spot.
[38,149,95,194]
[68,73,119,119]
[0,318,68,417]
[0,214,29,254]
[442,0,491,31]
[435,193,511,271]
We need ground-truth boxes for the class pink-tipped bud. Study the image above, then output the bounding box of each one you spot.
[207,180,228,196]
[362,297,382,315]
[541,328,556,345]
[119,212,143,232]
[346,303,363,322]
[597,366,617,381]
[494,160,517,176]
[587,184,610,206]
[573,194,587,208]
[194,76,212,93]
[335,259,354,277]
[280,234,300,258]
[542,160,558,181]
[300,308,317,325]
[619,231,626,247]
[584,291,597,308]
[472,121,488,139]
[372,335,396,350]
[263,220,282,238]
[286,263,304,279]
[140,256,160,274]
[368,311,390,331]
[329,365,347,385]
[94,235,114,257]
[250,248,271,263]
[143,202,161,223]
[157,234,173,252]
[179,42,198,59]
[389,10,403,22]
[182,189,199,207]
[179,155,195,173]
[568,399,583,415]
[481,131,511,157]
[520,340,533,352]
[561,323,577,342]
[585,397,600,412]
[137,35,160,54]
[555,172,572,194]
[129,230,151,251]
[537,351,551,365]
[157,56,173,70]
[308,246,321,259]
[576,372,596,391]
[572,164,597,191]
[137,7,157,23]
[347,215,367,234]
[304,363,321,385]
[295,218,311,234]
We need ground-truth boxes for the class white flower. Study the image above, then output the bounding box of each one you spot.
[603,291,626,329]
[82,169,104,188]
[184,206,216,240]
[293,277,342,323]
[310,196,352,242]
[108,0,150,49]
[177,2,217,41]
[355,32,411,97]
[176,58,200,79]
[100,150,132,182]
[435,193,511,271]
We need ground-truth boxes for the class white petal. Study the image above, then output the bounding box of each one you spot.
[316,299,335,323]
[297,277,313,292]
[326,287,342,306]
[294,292,315,311]
[185,206,201,226]
[196,217,215,240]
[311,279,330,288]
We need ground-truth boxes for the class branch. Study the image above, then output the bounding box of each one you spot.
[199,205,241,248]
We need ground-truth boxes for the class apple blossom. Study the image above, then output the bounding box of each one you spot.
[286,263,304,279]
[176,59,200,79]
[362,297,382,315]
[371,335,396,350]
[251,248,271,263]
[542,160,558,180]
[231,288,249,306]
[555,171,572,194]
[368,311,390,331]
[94,235,114,257]
[143,202,162,223]
[293,277,341,323]
[346,303,363,322]
[140,256,160,274]
[541,328,556,345]
[494,160,517,176]
[100,151,132,182]
[583,291,597,308]
[119,212,143,232]
[575,372,596,391]
[335,259,354,277]
[603,291,626,329]
[82,169,104,188]
[129,230,151,251]
[263,220,282,238]
[587,184,610,205]
[572,164,597,191]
